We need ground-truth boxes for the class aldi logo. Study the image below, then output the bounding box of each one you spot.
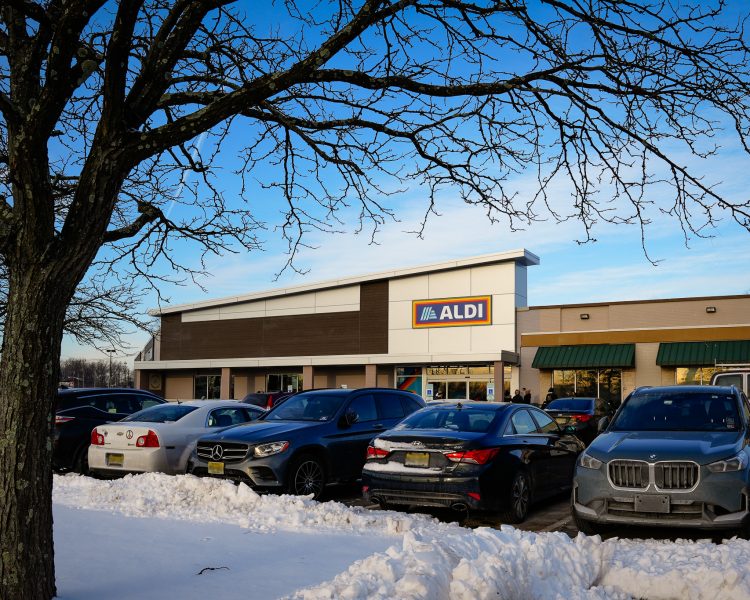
[412,296,492,328]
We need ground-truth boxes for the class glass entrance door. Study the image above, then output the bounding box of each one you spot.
[425,365,495,401]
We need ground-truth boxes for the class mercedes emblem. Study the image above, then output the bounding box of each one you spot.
[211,445,224,460]
[412,441,424,447]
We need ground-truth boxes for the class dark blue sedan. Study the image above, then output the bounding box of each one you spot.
[362,402,585,522]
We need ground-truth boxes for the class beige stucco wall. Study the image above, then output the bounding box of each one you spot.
[181,285,361,322]
[232,375,249,399]
[164,376,194,401]
[388,262,521,357]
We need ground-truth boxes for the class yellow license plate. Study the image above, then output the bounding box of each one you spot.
[207,461,225,475]
[106,453,124,467]
[404,452,430,468]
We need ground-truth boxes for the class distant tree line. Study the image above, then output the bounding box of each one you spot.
[59,358,133,389]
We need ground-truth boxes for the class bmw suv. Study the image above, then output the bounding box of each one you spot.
[572,385,750,535]
[189,388,425,499]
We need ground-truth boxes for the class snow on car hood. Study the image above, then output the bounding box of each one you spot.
[589,430,744,464]
[202,419,325,443]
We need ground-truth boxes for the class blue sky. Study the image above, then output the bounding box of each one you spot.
[59,1,750,361]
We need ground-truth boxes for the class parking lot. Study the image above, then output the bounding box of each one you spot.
[329,484,741,543]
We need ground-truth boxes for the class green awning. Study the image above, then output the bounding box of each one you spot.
[656,340,750,367]
[532,344,635,369]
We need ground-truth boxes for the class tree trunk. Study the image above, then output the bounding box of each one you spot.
[0,264,72,599]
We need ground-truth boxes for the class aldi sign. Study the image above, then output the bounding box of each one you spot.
[412,296,492,328]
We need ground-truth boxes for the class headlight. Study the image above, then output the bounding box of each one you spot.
[707,453,747,473]
[579,451,602,470]
[253,441,290,458]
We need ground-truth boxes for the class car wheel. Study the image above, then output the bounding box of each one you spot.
[287,455,326,500]
[72,444,90,476]
[500,470,531,524]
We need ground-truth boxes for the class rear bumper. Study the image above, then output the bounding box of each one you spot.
[88,446,173,476]
[362,468,487,510]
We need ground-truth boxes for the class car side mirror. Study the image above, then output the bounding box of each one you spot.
[340,409,358,428]
[597,416,610,433]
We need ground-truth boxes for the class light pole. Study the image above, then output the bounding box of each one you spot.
[106,349,116,387]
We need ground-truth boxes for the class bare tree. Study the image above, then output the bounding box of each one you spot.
[60,357,133,388]
[2,1,750,597]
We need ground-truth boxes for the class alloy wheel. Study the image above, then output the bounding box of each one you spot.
[511,473,529,519]
[293,459,324,497]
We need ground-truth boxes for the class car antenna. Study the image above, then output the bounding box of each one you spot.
[456,401,463,409]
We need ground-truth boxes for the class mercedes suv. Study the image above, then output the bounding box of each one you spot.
[572,385,750,535]
[189,388,425,499]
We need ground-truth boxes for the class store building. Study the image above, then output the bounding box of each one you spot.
[135,249,536,401]
[134,249,750,403]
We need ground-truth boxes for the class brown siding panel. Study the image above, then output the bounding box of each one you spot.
[360,281,388,354]
[160,282,389,360]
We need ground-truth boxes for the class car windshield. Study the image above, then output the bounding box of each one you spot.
[547,398,594,412]
[264,393,346,421]
[122,404,198,423]
[395,407,499,433]
[610,391,741,432]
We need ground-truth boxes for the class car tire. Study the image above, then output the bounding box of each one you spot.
[500,470,531,524]
[287,454,326,500]
[72,444,90,475]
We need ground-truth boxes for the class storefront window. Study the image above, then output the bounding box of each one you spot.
[195,374,221,399]
[426,365,468,376]
[448,382,466,399]
[675,367,717,386]
[267,373,302,393]
[468,381,488,401]
[468,365,492,375]
[552,369,622,404]
[553,370,575,397]
[397,366,423,394]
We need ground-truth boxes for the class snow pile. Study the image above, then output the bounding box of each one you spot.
[55,474,750,600]
[54,473,453,537]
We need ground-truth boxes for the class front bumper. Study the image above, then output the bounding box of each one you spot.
[189,453,289,489]
[573,463,750,530]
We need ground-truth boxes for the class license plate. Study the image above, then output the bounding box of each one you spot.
[106,453,124,467]
[207,461,225,475]
[404,452,430,468]
[635,494,670,513]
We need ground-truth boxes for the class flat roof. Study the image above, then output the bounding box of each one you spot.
[152,248,539,316]
[525,293,750,311]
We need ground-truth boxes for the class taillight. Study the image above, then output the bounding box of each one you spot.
[55,415,75,425]
[136,430,160,448]
[366,445,389,459]
[90,428,105,446]
[573,414,594,423]
[467,492,481,501]
[445,448,500,465]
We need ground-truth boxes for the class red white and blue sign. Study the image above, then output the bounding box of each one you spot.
[412,296,492,328]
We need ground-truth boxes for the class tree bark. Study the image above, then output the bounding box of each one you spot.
[0,263,72,599]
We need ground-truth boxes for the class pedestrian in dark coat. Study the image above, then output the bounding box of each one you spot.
[523,388,532,404]
[542,387,558,409]
[511,389,523,403]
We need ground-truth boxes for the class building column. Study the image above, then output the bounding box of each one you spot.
[303,365,315,390]
[220,367,231,399]
[134,369,142,390]
[365,364,377,387]
[493,360,505,403]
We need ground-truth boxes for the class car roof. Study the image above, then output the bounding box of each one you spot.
[295,387,417,396]
[164,400,241,408]
[425,401,511,411]
[57,387,159,396]
[633,385,738,395]
[552,397,596,401]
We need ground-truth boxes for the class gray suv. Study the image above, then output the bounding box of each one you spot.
[572,385,750,535]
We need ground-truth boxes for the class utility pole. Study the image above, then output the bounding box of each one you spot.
[106,349,116,387]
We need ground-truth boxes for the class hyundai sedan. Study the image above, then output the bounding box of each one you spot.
[88,400,263,476]
[362,402,584,522]
[572,385,750,535]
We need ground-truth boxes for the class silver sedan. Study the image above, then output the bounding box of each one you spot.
[89,400,264,476]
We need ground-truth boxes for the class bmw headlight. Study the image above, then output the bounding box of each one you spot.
[579,451,603,470]
[253,441,290,458]
[707,453,747,473]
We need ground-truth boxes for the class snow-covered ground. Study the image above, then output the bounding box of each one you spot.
[54,474,750,599]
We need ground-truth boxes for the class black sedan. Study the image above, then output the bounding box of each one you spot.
[545,397,614,445]
[362,402,584,523]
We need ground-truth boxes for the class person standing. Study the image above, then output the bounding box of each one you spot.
[542,387,558,409]
[522,388,532,404]
[511,389,523,403]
